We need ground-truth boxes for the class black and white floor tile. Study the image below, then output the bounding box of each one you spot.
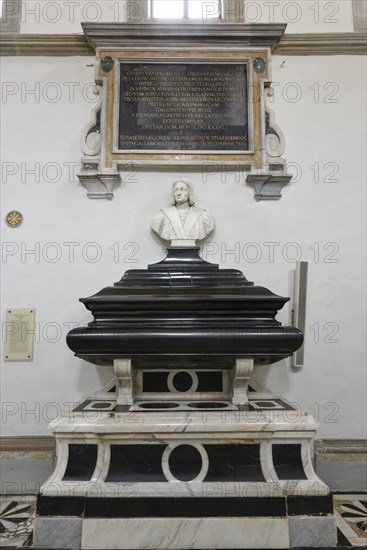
[334,494,367,547]
[0,494,365,548]
[0,496,35,548]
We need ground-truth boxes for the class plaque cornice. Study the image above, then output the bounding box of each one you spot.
[82,22,287,51]
[1,32,366,57]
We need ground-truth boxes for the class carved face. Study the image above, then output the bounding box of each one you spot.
[173,182,190,205]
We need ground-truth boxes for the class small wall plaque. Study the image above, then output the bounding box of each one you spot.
[4,308,35,361]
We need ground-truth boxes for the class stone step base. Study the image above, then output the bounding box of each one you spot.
[34,494,337,548]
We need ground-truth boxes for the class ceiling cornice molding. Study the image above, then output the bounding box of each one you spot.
[0,34,94,56]
[274,32,367,56]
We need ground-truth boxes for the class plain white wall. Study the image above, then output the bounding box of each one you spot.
[1,52,366,438]
[19,0,355,33]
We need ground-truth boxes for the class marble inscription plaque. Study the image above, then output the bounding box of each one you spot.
[118,63,249,151]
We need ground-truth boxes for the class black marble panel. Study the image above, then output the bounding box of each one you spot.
[73,399,116,412]
[62,444,98,481]
[171,371,194,392]
[138,402,179,409]
[169,445,202,481]
[90,402,113,410]
[37,496,85,517]
[248,398,296,411]
[205,444,265,482]
[277,398,296,410]
[84,496,287,518]
[142,371,169,392]
[72,399,93,412]
[73,399,131,413]
[272,444,307,480]
[287,495,333,516]
[197,371,223,392]
[119,63,249,151]
[142,370,223,393]
[106,445,166,482]
[37,495,335,519]
[188,402,229,409]
[101,444,274,483]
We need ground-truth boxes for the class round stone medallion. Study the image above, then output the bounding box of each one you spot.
[6,211,23,228]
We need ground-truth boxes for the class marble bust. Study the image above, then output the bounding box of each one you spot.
[151,179,215,246]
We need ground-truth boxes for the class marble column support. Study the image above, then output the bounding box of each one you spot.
[260,441,279,483]
[91,441,110,484]
[114,359,133,405]
[232,358,254,405]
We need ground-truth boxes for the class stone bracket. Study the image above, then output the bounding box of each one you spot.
[78,172,121,200]
[246,173,293,201]
[114,359,133,405]
[232,358,254,405]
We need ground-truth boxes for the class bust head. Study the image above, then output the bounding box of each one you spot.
[171,179,195,207]
[151,179,215,245]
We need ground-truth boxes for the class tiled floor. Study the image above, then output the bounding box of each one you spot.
[0,496,35,548]
[333,495,367,547]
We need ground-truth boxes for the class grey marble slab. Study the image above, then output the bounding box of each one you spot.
[81,517,290,549]
[288,516,337,548]
[33,517,82,549]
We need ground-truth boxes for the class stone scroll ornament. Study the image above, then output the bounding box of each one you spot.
[151,179,215,247]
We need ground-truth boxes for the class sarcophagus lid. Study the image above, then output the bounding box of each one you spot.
[67,247,303,368]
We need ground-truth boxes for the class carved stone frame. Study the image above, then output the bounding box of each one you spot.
[80,23,290,200]
[100,49,266,168]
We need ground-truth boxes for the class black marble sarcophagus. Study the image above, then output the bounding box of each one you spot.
[67,247,302,368]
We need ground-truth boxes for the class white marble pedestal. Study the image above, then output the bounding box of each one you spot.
[34,389,337,550]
